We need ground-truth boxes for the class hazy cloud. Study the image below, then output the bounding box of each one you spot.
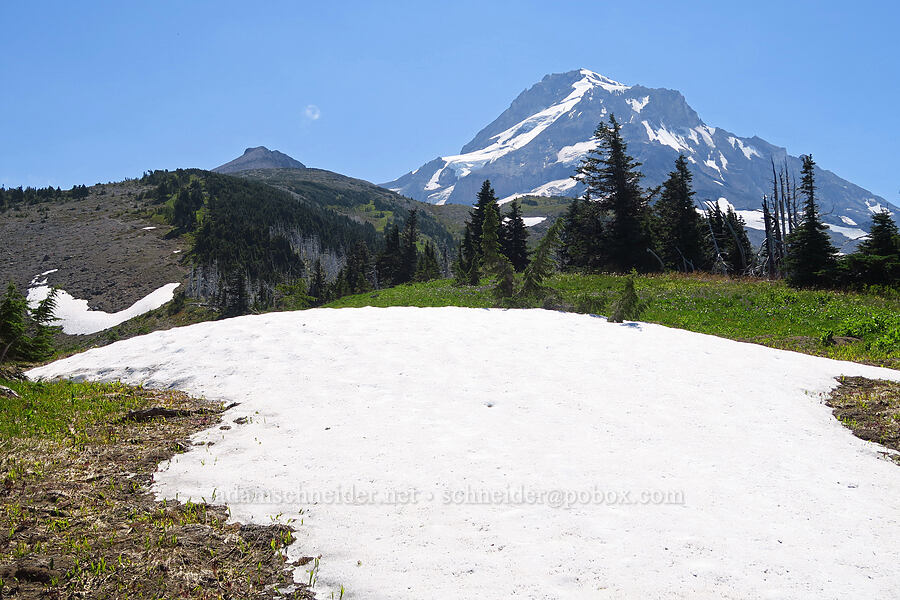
[304,104,321,121]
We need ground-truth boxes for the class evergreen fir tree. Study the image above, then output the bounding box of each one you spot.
[344,241,373,293]
[784,155,838,287]
[655,155,707,271]
[27,288,60,360]
[398,209,419,284]
[841,210,900,286]
[0,282,28,363]
[560,196,604,271]
[310,259,326,304]
[480,203,515,299]
[572,115,653,272]
[519,218,563,300]
[468,180,500,254]
[858,211,900,257]
[453,227,480,285]
[502,200,530,271]
[415,243,442,282]
[376,223,402,286]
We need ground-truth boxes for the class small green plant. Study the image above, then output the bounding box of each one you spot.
[608,273,648,323]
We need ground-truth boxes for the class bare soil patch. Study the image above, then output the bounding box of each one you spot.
[0,386,313,599]
[827,376,900,465]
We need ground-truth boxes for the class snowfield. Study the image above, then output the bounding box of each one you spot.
[28,307,900,599]
[27,269,180,335]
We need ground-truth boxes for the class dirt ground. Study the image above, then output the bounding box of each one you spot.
[0,183,188,312]
[0,383,314,599]
[827,376,900,465]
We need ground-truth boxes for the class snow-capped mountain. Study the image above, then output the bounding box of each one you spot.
[384,69,896,245]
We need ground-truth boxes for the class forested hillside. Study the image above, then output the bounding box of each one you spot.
[234,168,458,248]
[140,169,378,314]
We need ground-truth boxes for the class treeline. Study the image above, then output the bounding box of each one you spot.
[0,184,91,210]
[558,114,900,290]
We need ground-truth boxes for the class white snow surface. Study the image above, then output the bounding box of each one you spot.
[827,224,868,240]
[626,95,650,113]
[840,215,858,226]
[27,307,900,599]
[727,136,761,160]
[556,139,599,164]
[735,209,766,231]
[522,216,546,227]
[26,273,180,335]
[642,121,693,154]
[498,179,577,206]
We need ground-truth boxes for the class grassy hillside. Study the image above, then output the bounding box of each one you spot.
[325,273,900,368]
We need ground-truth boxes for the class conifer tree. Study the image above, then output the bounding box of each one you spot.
[519,218,563,300]
[655,155,707,271]
[480,203,515,298]
[397,209,419,284]
[0,282,28,363]
[858,211,900,258]
[376,223,402,286]
[502,200,530,271]
[841,210,900,286]
[309,259,327,304]
[27,288,60,360]
[469,180,499,253]
[784,155,837,287]
[344,241,374,293]
[415,243,442,282]
[560,196,604,270]
[453,227,480,285]
[572,115,653,272]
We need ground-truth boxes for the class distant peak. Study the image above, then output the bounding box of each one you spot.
[213,146,306,174]
[578,68,629,92]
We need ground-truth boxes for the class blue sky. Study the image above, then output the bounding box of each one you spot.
[2,1,898,203]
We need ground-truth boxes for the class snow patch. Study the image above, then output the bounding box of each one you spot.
[626,96,650,113]
[522,216,547,227]
[865,199,892,215]
[827,224,867,240]
[26,307,900,599]
[26,275,181,335]
[735,209,766,231]
[840,216,858,226]
[499,179,577,206]
[642,121,692,154]
[427,184,455,206]
[694,126,716,147]
[727,136,761,160]
[424,164,446,191]
[556,140,598,165]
